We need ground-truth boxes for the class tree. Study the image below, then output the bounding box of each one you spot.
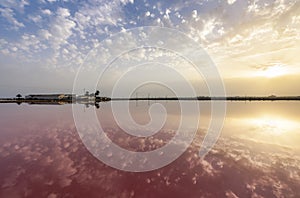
[95,90,100,96]
[16,94,22,99]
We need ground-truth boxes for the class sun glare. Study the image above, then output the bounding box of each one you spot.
[259,64,288,78]
[248,116,299,135]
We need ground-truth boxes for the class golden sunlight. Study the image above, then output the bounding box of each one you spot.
[258,64,288,78]
[248,116,299,135]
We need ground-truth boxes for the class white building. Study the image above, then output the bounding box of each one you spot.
[25,94,75,100]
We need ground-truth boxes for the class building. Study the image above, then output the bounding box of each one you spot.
[25,94,75,100]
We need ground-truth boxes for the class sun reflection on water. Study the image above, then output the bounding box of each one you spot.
[247,116,300,136]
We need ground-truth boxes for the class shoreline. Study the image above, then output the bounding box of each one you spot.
[1,96,300,104]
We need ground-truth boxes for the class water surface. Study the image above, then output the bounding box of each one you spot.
[0,101,299,197]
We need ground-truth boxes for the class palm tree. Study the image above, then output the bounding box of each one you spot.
[16,94,22,99]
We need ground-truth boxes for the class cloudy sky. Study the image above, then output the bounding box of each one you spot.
[0,0,300,96]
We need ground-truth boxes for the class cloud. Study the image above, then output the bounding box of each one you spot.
[227,0,237,5]
[28,14,42,23]
[38,29,52,40]
[0,0,29,12]
[0,7,25,30]
[0,107,300,197]
[73,0,125,32]
[41,9,52,15]
[2,0,298,67]
[47,7,76,51]
[0,0,300,95]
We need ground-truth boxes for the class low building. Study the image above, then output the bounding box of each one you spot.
[25,94,75,100]
[76,95,95,101]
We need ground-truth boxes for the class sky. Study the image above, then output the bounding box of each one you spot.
[0,0,300,97]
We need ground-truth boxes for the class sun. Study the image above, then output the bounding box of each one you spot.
[259,64,288,78]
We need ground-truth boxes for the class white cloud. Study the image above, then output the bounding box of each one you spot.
[41,9,52,15]
[192,10,197,19]
[227,0,236,5]
[164,8,171,20]
[0,8,24,29]
[49,7,76,50]
[73,1,124,28]
[56,7,70,17]
[120,0,134,5]
[38,29,52,40]
[0,0,29,12]
[1,0,300,78]
[28,14,42,23]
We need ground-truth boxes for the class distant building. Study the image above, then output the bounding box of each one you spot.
[25,94,75,100]
[76,95,95,101]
